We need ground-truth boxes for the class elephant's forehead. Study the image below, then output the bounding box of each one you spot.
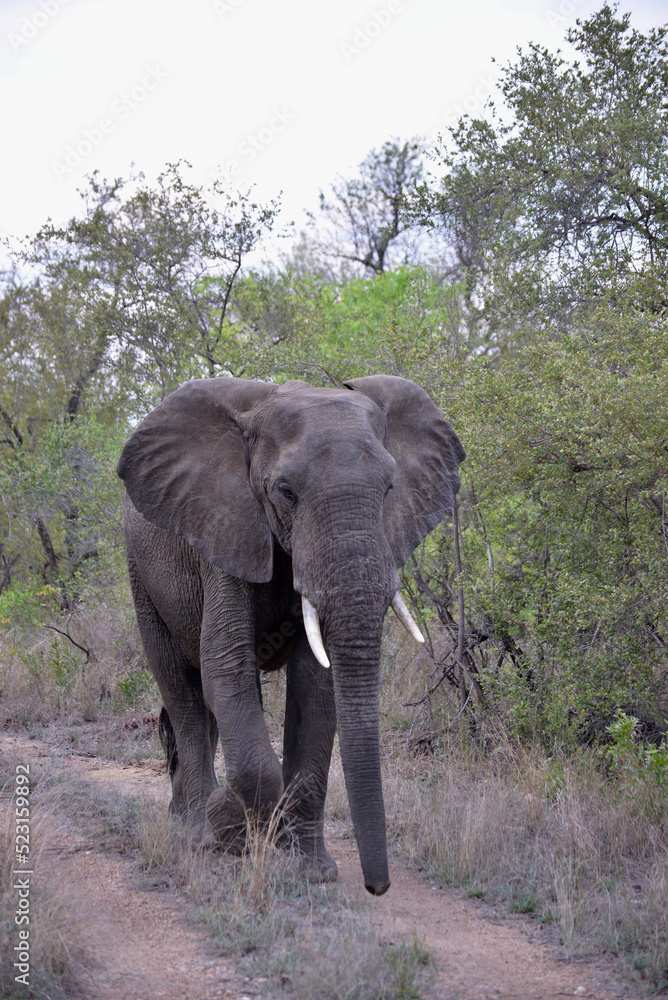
[263,389,384,440]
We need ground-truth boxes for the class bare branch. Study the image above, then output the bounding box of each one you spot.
[43,623,91,664]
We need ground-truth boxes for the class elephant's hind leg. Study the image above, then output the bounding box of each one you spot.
[158,706,185,817]
[129,572,218,843]
[158,706,218,830]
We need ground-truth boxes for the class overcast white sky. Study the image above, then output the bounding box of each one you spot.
[1,0,666,247]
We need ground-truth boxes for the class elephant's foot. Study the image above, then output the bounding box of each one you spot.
[194,829,218,850]
[205,785,251,854]
[277,817,338,883]
[174,803,212,849]
[168,796,187,821]
[299,846,338,884]
[184,818,216,849]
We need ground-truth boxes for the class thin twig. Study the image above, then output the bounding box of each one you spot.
[586,620,602,653]
[452,500,469,712]
[457,683,473,718]
[469,480,494,590]
[43,625,91,663]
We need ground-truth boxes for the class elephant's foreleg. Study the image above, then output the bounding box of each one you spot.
[199,577,284,851]
[202,667,285,850]
[281,632,338,883]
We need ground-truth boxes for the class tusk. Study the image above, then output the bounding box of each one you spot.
[391,592,425,644]
[301,596,330,668]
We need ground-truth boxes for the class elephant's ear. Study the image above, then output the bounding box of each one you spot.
[344,375,466,567]
[117,378,277,582]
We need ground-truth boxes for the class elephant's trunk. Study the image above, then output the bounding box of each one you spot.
[293,493,393,894]
[304,592,422,665]
[322,593,390,896]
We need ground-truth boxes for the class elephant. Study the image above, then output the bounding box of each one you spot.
[117,374,465,895]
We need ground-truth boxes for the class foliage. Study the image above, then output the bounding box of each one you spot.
[0,163,279,601]
[116,668,154,704]
[48,635,80,692]
[0,583,62,629]
[398,277,667,745]
[23,161,279,407]
[0,412,127,607]
[393,6,668,744]
[418,3,668,349]
[232,264,469,385]
[605,711,668,823]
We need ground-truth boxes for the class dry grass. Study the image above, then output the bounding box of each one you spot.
[278,924,432,1000]
[376,737,668,991]
[0,788,93,998]
[136,795,180,871]
[369,621,668,992]
[0,596,156,729]
[132,782,432,999]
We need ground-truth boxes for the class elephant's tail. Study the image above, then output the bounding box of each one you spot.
[158,706,179,777]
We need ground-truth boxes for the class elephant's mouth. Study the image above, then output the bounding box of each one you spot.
[300,592,424,669]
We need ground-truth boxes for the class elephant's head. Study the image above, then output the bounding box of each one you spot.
[117,375,465,894]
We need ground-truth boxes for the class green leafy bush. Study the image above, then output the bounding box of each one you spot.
[117,669,154,703]
[605,711,668,824]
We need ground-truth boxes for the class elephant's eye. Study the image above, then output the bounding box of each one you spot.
[385,482,394,498]
[276,483,298,505]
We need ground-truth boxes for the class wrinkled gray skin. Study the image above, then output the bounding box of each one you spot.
[117,375,464,895]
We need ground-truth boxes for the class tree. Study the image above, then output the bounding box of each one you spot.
[0,163,279,601]
[26,162,280,408]
[394,6,668,742]
[443,278,668,743]
[304,139,425,277]
[417,4,668,347]
[230,264,469,387]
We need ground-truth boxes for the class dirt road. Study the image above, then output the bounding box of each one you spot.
[1,733,629,1000]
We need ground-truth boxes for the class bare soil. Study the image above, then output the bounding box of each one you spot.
[1,732,633,1000]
